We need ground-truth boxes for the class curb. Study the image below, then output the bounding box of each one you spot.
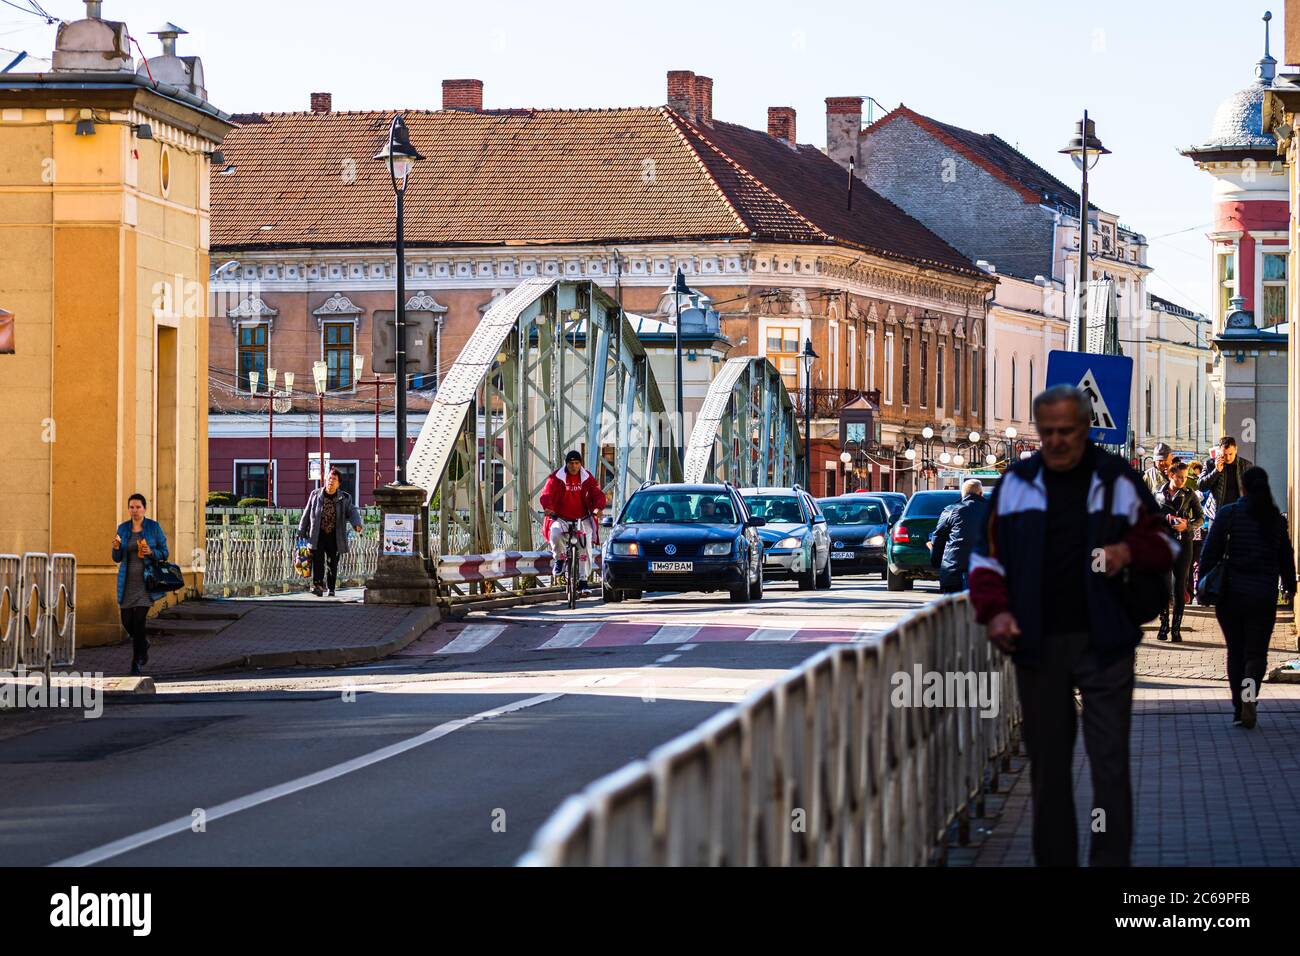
[205,606,442,672]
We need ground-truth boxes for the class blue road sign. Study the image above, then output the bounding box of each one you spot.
[1044,350,1133,445]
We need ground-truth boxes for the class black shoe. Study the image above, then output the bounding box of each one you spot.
[1170,631,1182,643]
[328,588,336,597]
[1156,627,1169,642]
[1241,701,1257,729]
[312,584,324,596]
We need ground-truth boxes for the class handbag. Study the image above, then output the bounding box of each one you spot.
[144,556,186,593]
[293,539,313,579]
[1103,476,1170,625]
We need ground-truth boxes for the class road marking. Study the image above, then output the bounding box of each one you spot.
[646,624,700,645]
[540,622,603,649]
[440,624,506,654]
[678,644,699,651]
[852,625,885,643]
[691,677,762,689]
[49,693,562,868]
[746,627,799,642]
[655,654,681,663]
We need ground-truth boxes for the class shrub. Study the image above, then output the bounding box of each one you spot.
[237,497,271,508]
[207,491,238,506]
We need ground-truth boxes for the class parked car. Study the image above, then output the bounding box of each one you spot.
[858,490,906,525]
[817,495,889,578]
[885,490,964,591]
[739,486,832,590]
[601,482,765,603]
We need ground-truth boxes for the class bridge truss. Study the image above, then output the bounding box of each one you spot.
[683,356,799,488]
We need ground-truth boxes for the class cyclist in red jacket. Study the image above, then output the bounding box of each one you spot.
[541,450,608,585]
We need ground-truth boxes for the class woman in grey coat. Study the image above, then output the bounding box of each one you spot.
[297,468,363,596]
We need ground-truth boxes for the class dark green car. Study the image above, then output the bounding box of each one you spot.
[885,490,963,591]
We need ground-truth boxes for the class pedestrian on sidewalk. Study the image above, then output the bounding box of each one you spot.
[1198,436,1253,511]
[1197,466,1296,729]
[1142,442,1172,494]
[1155,460,1203,642]
[970,385,1176,867]
[929,477,988,593]
[297,468,363,597]
[111,493,171,675]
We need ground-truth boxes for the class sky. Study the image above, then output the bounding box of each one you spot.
[1,0,1279,313]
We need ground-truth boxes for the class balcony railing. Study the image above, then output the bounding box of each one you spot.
[791,388,879,419]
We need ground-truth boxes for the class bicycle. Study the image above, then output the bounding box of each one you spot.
[563,523,585,610]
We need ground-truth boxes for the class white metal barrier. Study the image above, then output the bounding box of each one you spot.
[0,554,19,671]
[519,594,1019,866]
[1,552,76,672]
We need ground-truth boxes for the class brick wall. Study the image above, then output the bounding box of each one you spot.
[862,117,1057,281]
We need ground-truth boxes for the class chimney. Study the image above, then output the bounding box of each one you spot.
[825,96,864,171]
[442,78,483,112]
[768,106,796,147]
[667,70,696,117]
[310,92,332,113]
[692,75,713,126]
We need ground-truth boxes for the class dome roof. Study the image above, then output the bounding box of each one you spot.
[1202,79,1274,150]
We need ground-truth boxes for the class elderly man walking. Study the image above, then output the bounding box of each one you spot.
[970,385,1176,866]
[929,478,988,593]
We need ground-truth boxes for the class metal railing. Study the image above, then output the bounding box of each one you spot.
[519,595,1019,866]
[791,388,879,420]
[0,552,76,672]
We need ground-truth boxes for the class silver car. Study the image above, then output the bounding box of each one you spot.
[739,486,833,590]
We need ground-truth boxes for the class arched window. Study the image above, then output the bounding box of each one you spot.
[992,351,999,419]
[1028,358,1034,413]
[1174,386,1181,440]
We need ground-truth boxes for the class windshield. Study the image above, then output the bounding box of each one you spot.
[741,494,805,524]
[905,492,961,517]
[623,491,739,524]
[821,501,885,525]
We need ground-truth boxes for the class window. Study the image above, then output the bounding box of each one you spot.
[847,326,857,390]
[1218,251,1236,323]
[1027,358,1034,415]
[935,342,944,411]
[235,461,274,501]
[953,344,962,413]
[971,347,980,415]
[324,322,356,391]
[1145,379,1153,434]
[238,323,268,392]
[884,331,895,404]
[1174,385,1180,439]
[901,334,912,405]
[866,328,876,391]
[919,336,929,408]
[993,352,1000,419]
[828,322,840,390]
[1262,251,1287,327]
[767,325,801,394]
[1010,356,1019,421]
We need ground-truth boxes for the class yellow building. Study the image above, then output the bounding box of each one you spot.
[0,3,230,646]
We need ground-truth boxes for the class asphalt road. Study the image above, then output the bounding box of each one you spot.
[0,575,940,867]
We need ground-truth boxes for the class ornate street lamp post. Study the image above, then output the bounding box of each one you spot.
[1060,113,1110,354]
[801,338,817,488]
[313,360,328,489]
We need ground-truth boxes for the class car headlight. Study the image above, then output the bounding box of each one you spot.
[867,534,885,547]
[776,536,803,549]
[702,541,732,556]
[610,541,639,556]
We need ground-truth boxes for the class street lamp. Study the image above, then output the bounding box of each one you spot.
[374,115,424,485]
[840,450,852,493]
[801,337,817,488]
[672,267,689,470]
[313,360,328,490]
[1060,112,1110,353]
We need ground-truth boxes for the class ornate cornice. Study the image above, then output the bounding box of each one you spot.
[313,292,364,331]
[226,295,278,329]
[407,291,449,313]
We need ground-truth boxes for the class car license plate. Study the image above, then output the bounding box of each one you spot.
[832,551,854,560]
[650,561,693,572]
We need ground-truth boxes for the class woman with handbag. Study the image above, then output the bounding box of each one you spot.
[1198,467,1296,728]
[111,493,172,675]
[1154,460,1203,642]
[297,468,363,597]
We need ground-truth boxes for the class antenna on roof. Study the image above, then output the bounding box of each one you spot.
[847,154,855,213]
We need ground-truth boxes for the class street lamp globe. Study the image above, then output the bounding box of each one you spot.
[312,360,328,396]
[985,453,997,465]
[1060,116,1110,171]
[800,337,817,382]
[921,425,934,440]
[840,451,852,464]
[1005,426,1017,439]
[1020,450,1033,460]
[939,452,951,465]
[283,371,295,391]
[969,431,980,443]
[904,448,916,461]
[953,453,965,467]
[248,370,260,393]
[374,115,424,191]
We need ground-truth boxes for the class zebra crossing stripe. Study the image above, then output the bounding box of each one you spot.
[746,628,799,642]
[540,622,603,649]
[439,624,507,654]
[646,625,701,644]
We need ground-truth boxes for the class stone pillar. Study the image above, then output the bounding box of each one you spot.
[364,483,438,605]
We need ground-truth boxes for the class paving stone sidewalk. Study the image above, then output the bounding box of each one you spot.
[73,597,439,678]
[968,612,1300,867]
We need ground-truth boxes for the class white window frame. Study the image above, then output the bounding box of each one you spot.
[953,342,962,413]
[233,458,278,503]
[828,320,840,390]
[884,331,895,405]
[237,320,271,396]
[1216,247,1237,329]
[847,325,857,390]
[992,351,999,420]
[866,328,876,392]
[320,318,361,394]
[1257,242,1289,329]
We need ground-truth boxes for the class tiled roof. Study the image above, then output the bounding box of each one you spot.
[867,105,1089,214]
[212,105,981,277]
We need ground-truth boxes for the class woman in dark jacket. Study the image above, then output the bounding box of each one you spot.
[1155,460,1203,642]
[1198,467,1296,728]
[297,468,363,596]
[111,493,171,675]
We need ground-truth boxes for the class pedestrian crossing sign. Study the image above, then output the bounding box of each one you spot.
[1044,350,1132,445]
